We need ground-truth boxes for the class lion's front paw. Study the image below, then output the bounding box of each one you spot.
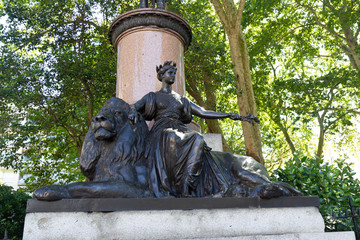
[33,185,70,201]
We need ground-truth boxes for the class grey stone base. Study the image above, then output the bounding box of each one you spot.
[23,197,355,240]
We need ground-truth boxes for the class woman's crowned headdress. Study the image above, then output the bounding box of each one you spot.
[156,61,177,80]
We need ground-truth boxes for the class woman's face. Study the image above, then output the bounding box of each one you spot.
[161,67,176,85]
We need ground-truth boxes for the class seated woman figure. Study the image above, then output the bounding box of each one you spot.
[131,61,247,198]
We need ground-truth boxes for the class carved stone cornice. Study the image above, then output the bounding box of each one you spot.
[108,8,192,50]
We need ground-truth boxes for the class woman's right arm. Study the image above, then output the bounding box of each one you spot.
[128,97,146,124]
[129,92,156,122]
[133,96,147,113]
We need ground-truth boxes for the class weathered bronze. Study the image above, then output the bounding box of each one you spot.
[34,98,152,200]
[128,61,299,198]
[33,61,301,201]
[140,0,165,9]
[27,196,320,212]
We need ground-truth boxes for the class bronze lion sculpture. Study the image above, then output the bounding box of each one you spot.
[33,97,301,201]
[33,98,152,200]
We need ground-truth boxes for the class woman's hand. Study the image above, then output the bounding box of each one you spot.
[128,108,138,124]
[229,113,260,125]
[240,113,260,125]
[229,113,241,120]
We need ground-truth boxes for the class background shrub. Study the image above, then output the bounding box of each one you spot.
[271,153,360,232]
[0,185,30,239]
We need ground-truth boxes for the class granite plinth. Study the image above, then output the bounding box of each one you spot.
[24,207,322,240]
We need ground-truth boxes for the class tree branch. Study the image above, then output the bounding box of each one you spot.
[210,0,231,32]
[295,0,346,41]
[78,76,94,127]
[43,103,82,152]
[276,24,315,43]
[66,19,99,30]
[186,79,206,107]
[235,0,246,31]
[323,84,337,111]
[325,111,348,131]
[323,107,360,114]
[271,105,315,115]
[273,115,296,154]
[223,0,237,25]
[323,0,336,12]
[355,23,360,38]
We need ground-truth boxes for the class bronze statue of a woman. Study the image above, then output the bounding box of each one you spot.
[130,61,263,198]
[139,0,165,9]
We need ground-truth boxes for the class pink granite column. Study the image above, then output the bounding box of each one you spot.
[109,9,192,104]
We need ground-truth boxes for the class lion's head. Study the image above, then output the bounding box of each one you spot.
[80,97,149,183]
[91,98,130,140]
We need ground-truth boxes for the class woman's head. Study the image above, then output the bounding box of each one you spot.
[156,61,177,83]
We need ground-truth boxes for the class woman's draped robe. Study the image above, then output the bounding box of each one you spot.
[136,91,234,198]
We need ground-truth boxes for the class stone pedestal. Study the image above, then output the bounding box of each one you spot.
[23,197,355,240]
[203,133,223,151]
[109,9,192,104]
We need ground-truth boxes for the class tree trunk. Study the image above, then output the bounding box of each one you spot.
[229,33,264,164]
[316,125,325,160]
[315,110,327,160]
[210,0,264,164]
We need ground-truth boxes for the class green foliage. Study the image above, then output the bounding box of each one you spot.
[1,0,360,192]
[271,153,360,232]
[243,0,360,163]
[0,185,31,240]
[0,0,141,190]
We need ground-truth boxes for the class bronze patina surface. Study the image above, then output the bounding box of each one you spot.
[33,61,302,201]
[27,196,320,213]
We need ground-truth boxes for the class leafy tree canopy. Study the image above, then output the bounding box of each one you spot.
[0,0,359,190]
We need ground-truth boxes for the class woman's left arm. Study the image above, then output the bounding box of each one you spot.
[190,102,239,120]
